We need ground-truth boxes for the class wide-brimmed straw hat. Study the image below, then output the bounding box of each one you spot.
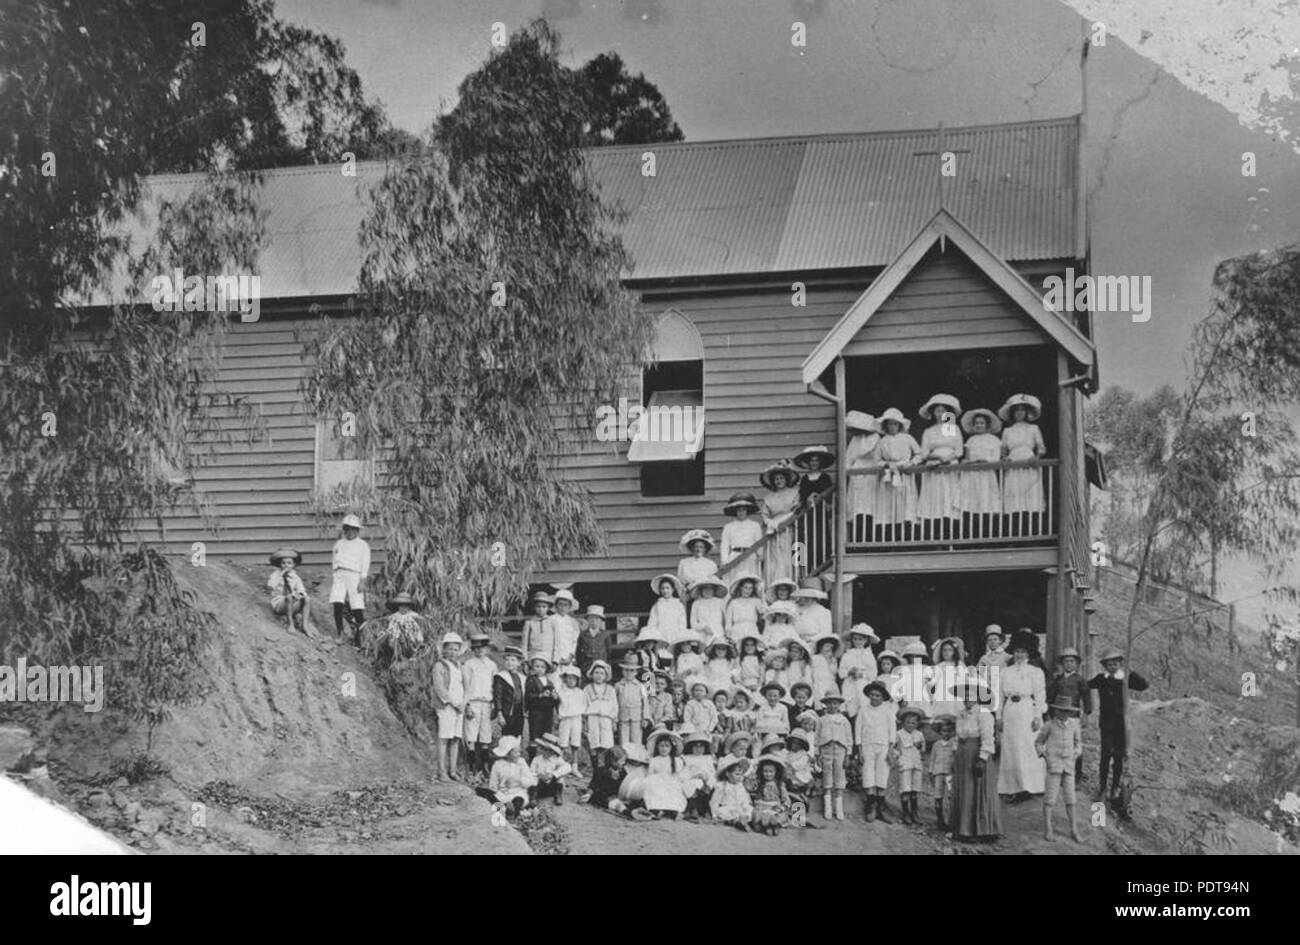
[789,680,813,697]
[678,528,716,553]
[819,692,846,707]
[845,622,880,643]
[812,632,842,655]
[645,728,683,753]
[845,410,878,433]
[689,577,729,600]
[534,733,564,754]
[723,492,760,516]
[649,573,684,596]
[787,728,812,746]
[385,592,420,612]
[441,631,465,648]
[673,634,702,654]
[998,393,1042,422]
[268,547,302,566]
[897,705,926,723]
[759,460,802,491]
[493,735,522,758]
[919,394,962,420]
[729,575,763,598]
[468,632,491,647]
[717,755,750,778]
[341,513,363,530]
[901,641,929,660]
[863,680,894,701]
[738,633,766,652]
[876,407,911,432]
[1058,647,1081,660]
[529,590,555,606]
[1099,648,1125,664]
[723,731,753,755]
[624,743,650,765]
[984,624,1004,639]
[552,589,578,608]
[960,408,1002,434]
[764,600,798,621]
[502,645,525,660]
[706,639,737,658]
[558,664,582,680]
[529,655,557,672]
[683,729,713,749]
[793,445,835,470]
[760,680,787,698]
[792,576,828,601]
[634,626,669,647]
[587,659,612,678]
[755,750,793,778]
[765,579,799,603]
[876,649,901,667]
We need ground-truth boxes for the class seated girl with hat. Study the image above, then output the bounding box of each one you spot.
[724,576,765,645]
[710,756,754,829]
[475,736,537,817]
[645,573,688,644]
[687,576,728,645]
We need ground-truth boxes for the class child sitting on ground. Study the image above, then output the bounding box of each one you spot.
[477,736,536,817]
[710,756,754,830]
[529,733,572,806]
[581,745,628,814]
[267,547,312,634]
[674,636,706,683]
[751,755,793,837]
[680,729,717,820]
[785,729,817,816]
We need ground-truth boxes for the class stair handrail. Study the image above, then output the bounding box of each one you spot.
[717,484,838,583]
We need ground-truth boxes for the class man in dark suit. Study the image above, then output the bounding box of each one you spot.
[1087,648,1148,801]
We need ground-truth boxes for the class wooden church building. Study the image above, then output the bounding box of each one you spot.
[116,116,1100,662]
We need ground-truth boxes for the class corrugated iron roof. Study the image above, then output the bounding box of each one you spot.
[101,117,1079,302]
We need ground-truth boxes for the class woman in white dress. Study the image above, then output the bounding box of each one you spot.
[998,394,1047,537]
[996,632,1047,800]
[760,461,802,583]
[844,411,880,544]
[959,408,1003,539]
[916,394,964,542]
[873,408,922,542]
[720,493,764,582]
[676,528,719,587]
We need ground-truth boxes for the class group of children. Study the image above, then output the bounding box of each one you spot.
[266,513,375,642]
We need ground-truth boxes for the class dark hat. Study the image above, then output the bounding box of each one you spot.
[790,681,813,697]
[502,645,524,659]
[468,632,491,647]
[862,680,893,702]
[385,592,420,612]
[723,492,761,516]
[1047,697,1082,716]
[792,445,835,470]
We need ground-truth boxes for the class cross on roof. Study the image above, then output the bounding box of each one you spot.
[911,122,972,212]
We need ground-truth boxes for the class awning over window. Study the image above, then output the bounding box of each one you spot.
[627,389,705,463]
[1085,441,1109,490]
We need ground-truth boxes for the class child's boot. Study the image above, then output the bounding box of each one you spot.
[822,792,833,822]
[864,792,877,822]
[350,609,365,644]
[875,791,891,823]
[332,603,347,637]
[1043,805,1056,842]
[934,798,944,825]
[833,791,845,821]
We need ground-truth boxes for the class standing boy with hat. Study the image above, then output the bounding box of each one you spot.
[431,631,466,781]
[615,657,651,747]
[1048,646,1092,781]
[855,680,897,822]
[575,603,610,677]
[1036,697,1084,842]
[461,633,498,779]
[816,692,853,821]
[548,589,582,668]
[330,514,370,644]
[1088,649,1149,802]
[493,645,527,740]
[267,547,313,634]
[522,590,555,664]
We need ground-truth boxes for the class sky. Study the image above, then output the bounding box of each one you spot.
[277,0,1300,625]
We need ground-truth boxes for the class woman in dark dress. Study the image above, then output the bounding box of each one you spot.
[948,678,1002,841]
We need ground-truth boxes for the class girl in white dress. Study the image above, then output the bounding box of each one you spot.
[844,411,880,544]
[645,574,688,643]
[810,633,841,703]
[724,576,764,644]
[928,636,968,720]
[839,623,879,721]
[759,462,802,584]
[873,408,922,541]
[998,394,1047,537]
[916,394,964,542]
[959,407,1003,538]
[720,493,764,582]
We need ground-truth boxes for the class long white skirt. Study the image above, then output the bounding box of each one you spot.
[996,698,1046,794]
